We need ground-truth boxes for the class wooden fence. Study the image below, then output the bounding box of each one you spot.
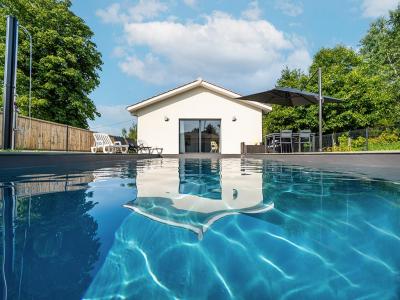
[0,113,95,152]
[0,173,95,200]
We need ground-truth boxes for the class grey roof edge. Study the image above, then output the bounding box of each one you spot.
[125,79,243,111]
[125,79,199,110]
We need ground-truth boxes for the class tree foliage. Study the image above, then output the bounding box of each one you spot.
[122,123,137,140]
[0,0,102,128]
[264,5,400,135]
[361,5,400,104]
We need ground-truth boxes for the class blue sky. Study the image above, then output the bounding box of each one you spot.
[71,0,398,135]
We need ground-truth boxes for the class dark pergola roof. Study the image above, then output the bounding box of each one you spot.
[238,87,342,106]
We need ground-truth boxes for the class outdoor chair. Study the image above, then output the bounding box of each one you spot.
[210,141,219,153]
[137,139,163,154]
[266,134,280,153]
[111,136,130,154]
[91,133,128,154]
[124,138,158,154]
[125,138,153,154]
[125,138,140,153]
[279,130,293,153]
[298,129,312,152]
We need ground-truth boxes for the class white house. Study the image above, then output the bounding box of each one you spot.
[126,78,271,154]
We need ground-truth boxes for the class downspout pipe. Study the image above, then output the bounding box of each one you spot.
[2,16,19,150]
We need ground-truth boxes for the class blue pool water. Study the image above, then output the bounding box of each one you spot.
[0,158,399,299]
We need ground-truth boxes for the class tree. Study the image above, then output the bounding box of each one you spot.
[263,45,398,134]
[361,5,400,78]
[122,123,137,140]
[0,0,103,128]
[361,4,400,108]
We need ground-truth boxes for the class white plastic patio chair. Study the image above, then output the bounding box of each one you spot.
[210,141,219,153]
[91,133,128,154]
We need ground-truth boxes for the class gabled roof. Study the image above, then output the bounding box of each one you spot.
[126,78,272,113]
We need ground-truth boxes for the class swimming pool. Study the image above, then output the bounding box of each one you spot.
[1,158,399,299]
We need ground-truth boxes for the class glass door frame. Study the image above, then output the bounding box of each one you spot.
[179,119,221,154]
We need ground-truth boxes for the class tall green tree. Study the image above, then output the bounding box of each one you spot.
[264,44,398,134]
[0,0,102,128]
[361,4,400,103]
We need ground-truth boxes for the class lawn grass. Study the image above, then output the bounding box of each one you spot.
[367,141,400,151]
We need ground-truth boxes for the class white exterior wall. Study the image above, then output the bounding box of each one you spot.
[135,87,262,154]
[135,159,264,211]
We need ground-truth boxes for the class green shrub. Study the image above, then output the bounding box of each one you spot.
[338,133,350,151]
[352,136,366,149]
[376,131,399,143]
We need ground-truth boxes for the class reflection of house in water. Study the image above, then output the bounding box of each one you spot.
[124,159,274,239]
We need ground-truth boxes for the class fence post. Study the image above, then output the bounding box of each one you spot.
[333,132,337,151]
[66,125,69,152]
[365,127,369,151]
[348,132,351,151]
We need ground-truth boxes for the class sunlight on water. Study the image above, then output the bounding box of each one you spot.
[0,158,399,299]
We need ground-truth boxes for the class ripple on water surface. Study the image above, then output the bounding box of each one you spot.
[1,158,399,299]
[83,159,400,299]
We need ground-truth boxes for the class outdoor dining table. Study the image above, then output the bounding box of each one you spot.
[265,132,316,153]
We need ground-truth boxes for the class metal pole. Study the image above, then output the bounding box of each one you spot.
[2,16,19,150]
[20,26,32,129]
[318,67,323,152]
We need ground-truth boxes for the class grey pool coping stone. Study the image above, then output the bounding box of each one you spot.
[0,151,161,171]
[0,151,399,181]
[253,150,400,155]
[246,152,400,181]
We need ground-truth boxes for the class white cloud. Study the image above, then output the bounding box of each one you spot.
[89,105,134,136]
[183,0,197,8]
[361,0,398,18]
[96,0,168,24]
[111,46,127,58]
[116,11,311,92]
[242,1,262,21]
[275,0,303,17]
[96,3,121,23]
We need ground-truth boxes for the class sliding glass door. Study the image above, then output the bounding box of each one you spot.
[179,119,221,153]
[179,120,200,153]
[200,120,221,152]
